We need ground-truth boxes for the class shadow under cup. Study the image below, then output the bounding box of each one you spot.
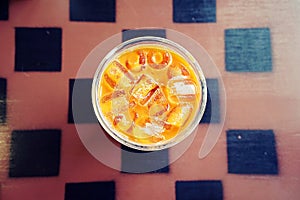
[92,36,207,151]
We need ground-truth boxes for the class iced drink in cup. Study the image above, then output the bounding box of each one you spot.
[92,37,207,151]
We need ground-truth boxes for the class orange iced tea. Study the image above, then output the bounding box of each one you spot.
[96,44,202,146]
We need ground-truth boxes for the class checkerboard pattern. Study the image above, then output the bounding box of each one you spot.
[173,0,216,23]
[122,29,166,41]
[121,145,170,173]
[225,28,272,72]
[68,79,98,123]
[200,78,220,124]
[227,129,278,175]
[14,28,62,72]
[70,0,116,22]
[65,181,115,200]
[176,180,223,200]
[0,0,8,20]
[9,130,61,177]
[1,0,299,200]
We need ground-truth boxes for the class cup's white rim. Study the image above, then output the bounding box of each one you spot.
[91,36,207,151]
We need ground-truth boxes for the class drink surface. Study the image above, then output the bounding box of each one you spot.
[98,45,202,145]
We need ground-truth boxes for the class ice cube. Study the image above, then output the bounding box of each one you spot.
[101,90,126,104]
[149,104,168,122]
[103,73,117,88]
[112,95,129,114]
[101,90,132,132]
[113,61,135,81]
[167,62,190,79]
[100,90,126,120]
[130,74,159,105]
[165,103,192,127]
[148,87,169,122]
[116,75,134,94]
[168,78,197,101]
[148,50,172,69]
[100,90,129,115]
[113,112,132,132]
[128,98,151,127]
[103,61,134,88]
[141,122,165,136]
[131,122,165,140]
[129,125,152,139]
[125,50,146,72]
[147,86,169,108]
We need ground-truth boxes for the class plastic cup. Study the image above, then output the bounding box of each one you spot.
[92,36,207,151]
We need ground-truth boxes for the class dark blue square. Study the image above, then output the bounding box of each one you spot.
[122,29,166,41]
[70,0,116,22]
[9,129,61,177]
[173,0,216,23]
[200,79,220,124]
[15,28,62,72]
[227,129,279,175]
[65,181,115,200]
[68,79,98,124]
[0,78,7,124]
[0,0,9,20]
[176,180,223,200]
[225,28,272,72]
[121,145,169,173]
